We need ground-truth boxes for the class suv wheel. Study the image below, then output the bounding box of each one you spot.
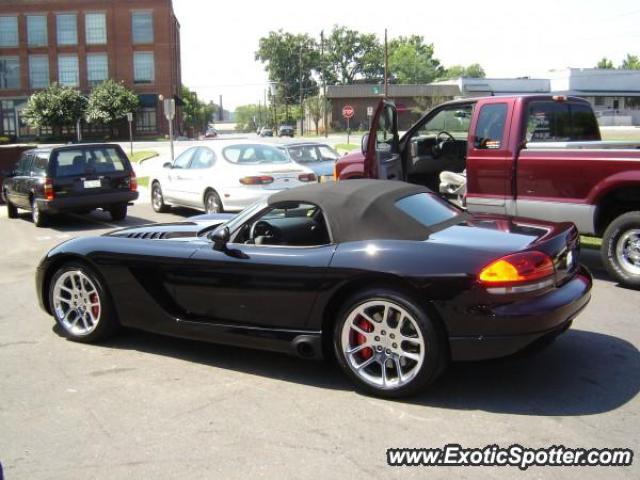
[6,197,18,219]
[151,182,170,213]
[31,198,47,227]
[109,204,128,221]
[602,211,640,289]
[333,288,446,398]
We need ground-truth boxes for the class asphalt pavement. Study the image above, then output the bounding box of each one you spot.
[0,201,638,479]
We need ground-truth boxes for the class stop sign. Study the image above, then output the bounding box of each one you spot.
[342,105,354,119]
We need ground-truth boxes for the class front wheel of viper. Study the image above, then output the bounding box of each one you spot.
[48,262,118,342]
[333,289,446,398]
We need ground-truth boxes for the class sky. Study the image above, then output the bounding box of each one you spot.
[173,0,640,110]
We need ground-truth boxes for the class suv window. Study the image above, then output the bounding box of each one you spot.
[525,101,600,142]
[474,103,507,149]
[31,154,48,176]
[15,154,33,176]
[51,147,128,177]
[395,193,459,228]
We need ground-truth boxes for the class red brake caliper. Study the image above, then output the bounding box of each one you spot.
[354,317,373,360]
[90,293,99,318]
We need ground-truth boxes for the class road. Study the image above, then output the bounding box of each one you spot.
[0,201,638,479]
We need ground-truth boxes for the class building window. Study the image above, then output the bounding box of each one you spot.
[29,55,49,89]
[0,16,19,47]
[57,14,77,45]
[27,15,48,46]
[87,53,108,86]
[85,13,107,45]
[133,52,154,83]
[0,57,20,89]
[136,107,157,132]
[58,55,79,87]
[132,11,153,44]
[625,97,640,109]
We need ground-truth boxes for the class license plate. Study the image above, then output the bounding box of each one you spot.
[83,180,101,189]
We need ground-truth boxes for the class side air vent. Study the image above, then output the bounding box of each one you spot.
[123,231,193,240]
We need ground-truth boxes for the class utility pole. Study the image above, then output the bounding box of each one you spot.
[219,95,223,121]
[321,30,327,138]
[299,44,304,136]
[384,28,389,97]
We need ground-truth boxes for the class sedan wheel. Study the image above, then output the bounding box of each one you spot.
[205,190,223,214]
[151,182,169,213]
[49,263,118,342]
[334,289,445,398]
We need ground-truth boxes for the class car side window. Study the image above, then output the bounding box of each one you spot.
[16,154,32,176]
[31,155,48,176]
[189,148,216,169]
[474,103,507,149]
[173,148,195,169]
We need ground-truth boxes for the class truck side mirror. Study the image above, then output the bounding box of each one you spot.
[361,134,369,155]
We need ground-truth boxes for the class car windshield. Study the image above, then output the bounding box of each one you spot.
[210,200,266,237]
[287,145,339,163]
[223,144,289,164]
[395,193,460,227]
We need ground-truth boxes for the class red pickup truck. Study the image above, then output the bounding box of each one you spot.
[335,95,640,288]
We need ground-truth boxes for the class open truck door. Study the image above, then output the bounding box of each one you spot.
[363,99,402,180]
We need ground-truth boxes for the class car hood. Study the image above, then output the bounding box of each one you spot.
[105,213,234,241]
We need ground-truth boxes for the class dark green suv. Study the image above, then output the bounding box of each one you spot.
[3,144,138,227]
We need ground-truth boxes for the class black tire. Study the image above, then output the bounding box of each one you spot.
[6,197,18,219]
[109,203,127,221]
[333,288,446,398]
[31,197,47,227]
[204,190,223,214]
[48,262,119,343]
[601,210,640,289]
[151,181,170,213]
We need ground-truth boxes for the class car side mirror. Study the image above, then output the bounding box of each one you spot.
[211,226,230,251]
[163,162,172,169]
[361,134,369,155]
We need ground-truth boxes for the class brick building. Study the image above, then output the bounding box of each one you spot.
[0,0,181,139]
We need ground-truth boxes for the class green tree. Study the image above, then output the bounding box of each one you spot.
[22,83,87,137]
[304,95,331,134]
[326,26,383,84]
[596,57,614,69]
[388,35,444,84]
[620,54,640,69]
[440,63,486,79]
[234,104,261,132]
[181,85,216,135]
[86,80,139,136]
[256,30,319,106]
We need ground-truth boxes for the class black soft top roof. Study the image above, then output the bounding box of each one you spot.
[268,179,458,243]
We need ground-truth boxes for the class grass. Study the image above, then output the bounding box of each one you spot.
[581,235,602,250]
[128,150,159,163]
[334,143,359,152]
[137,176,149,189]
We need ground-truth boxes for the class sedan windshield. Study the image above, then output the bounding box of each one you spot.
[223,144,289,164]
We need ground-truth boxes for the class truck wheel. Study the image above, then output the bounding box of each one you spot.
[602,211,640,289]
[6,198,18,219]
[109,204,128,221]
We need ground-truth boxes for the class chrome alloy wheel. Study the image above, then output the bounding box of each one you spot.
[616,228,640,275]
[52,270,101,336]
[340,300,426,390]
[152,184,164,210]
[205,193,222,214]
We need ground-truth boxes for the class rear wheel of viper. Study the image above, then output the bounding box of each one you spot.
[6,197,18,219]
[204,190,223,214]
[602,211,640,289]
[333,289,446,398]
[151,182,170,213]
[49,262,118,342]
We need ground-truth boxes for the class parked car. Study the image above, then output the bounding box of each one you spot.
[36,180,591,398]
[278,125,295,137]
[0,144,36,203]
[259,127,273,137]
[150,142,317,214]
[337,95,640,288]
[204,127,218,138]
[3,143,138,227]
[279,142,340,182]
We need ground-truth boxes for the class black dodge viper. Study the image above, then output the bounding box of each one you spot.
[36,180,592,397]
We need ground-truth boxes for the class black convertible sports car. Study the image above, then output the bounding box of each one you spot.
[36,180,592,397]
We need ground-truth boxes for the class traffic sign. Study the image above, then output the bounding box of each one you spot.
[342,105,354,119]
[367,106,373,117]
[163,98,176,121]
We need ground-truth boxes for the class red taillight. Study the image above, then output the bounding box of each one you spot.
[239,176,274,185]
[479,251,555,292]
[44,177,55,201]
[129,172,138,192]
[298,173,317,182]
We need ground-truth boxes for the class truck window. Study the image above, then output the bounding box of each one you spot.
[525,101,600,142]
[474,103,507,149]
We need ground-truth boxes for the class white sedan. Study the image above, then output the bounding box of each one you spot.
[149,142,317,214]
